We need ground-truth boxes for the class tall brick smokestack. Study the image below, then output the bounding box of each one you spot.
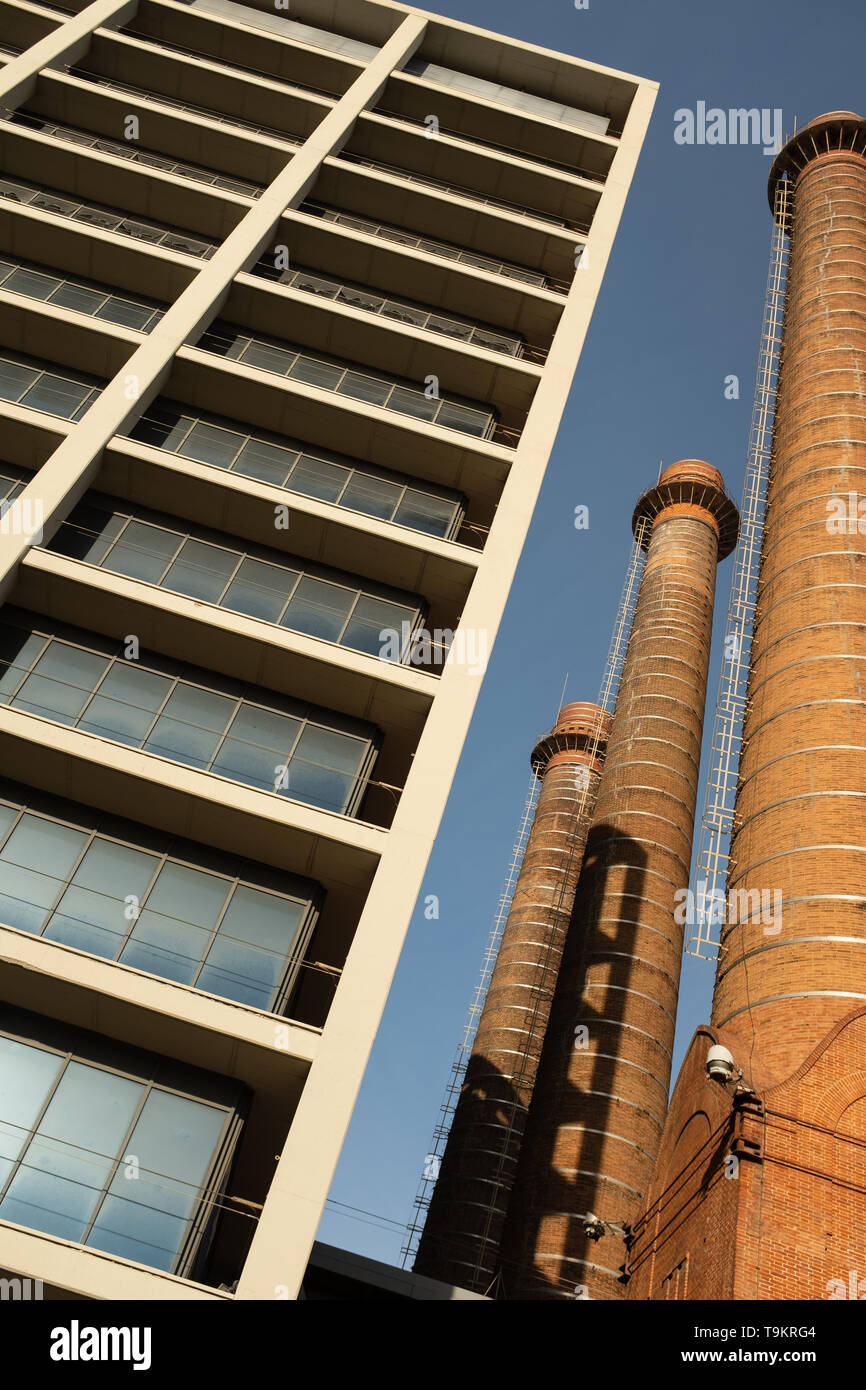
[415,701,611,1293]
[712,113,866,1074]
[501,461,738,1300]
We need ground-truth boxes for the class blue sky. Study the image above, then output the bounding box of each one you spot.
[315,0,866,1263]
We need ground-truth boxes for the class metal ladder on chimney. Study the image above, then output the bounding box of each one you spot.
[686,174,792,959]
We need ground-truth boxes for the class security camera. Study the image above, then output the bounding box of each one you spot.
[706,1044,736,1083]
[582,1213,605,1241]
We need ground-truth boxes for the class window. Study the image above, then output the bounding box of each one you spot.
[0,1007,247,1277]
[50,495,426,663]
[127,402,465,539]
[0,785,321,1012]
[0,612,378,816]
[0,353,102,421]
[197,322,498,438]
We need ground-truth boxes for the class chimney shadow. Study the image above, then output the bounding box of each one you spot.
[499,822,648,1299]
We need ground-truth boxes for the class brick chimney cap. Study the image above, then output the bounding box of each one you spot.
[768,111,866,212]
[659,458,726,491]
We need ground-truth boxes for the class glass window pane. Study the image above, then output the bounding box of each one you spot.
[294,273,339,299]
[12,640,109,723]
[434,401,491,436]
[337,286,385,313]
[119,860,229,984]
[239,340,296,376]
[281,759,353,813]
[87,1089,225,1271]
[48,282,106,315]
[5,268,61,300]
[20,373,92,420]
[339,474,400,521]
[0,179,37,204]
[212,705,301,792]
[472,329,519,355]
[144,684,234,769]
[233,437,294,486]
[284,725,365,812]
[342,596,414,658]
[387,386,438,421]
[51,506,126,566]
[77,662,171,746]
[72,206,121,230]
[0,358,39,403]
[145,860,230,930]
[394,489,454,537]
[295,722,365,776]
[161,233,210,257]
[288,454,348,502]
[427,315,472,341]
[0,1061,141,1243]
[381,301,428,327]
[177,422,243,470]
[288,356,343,390]
[0,627,47,700]
[281,576,354,642]
[0,1037,62,1191]
[45,838,157,958]
[130,406,189,451]
[162,539,239,604]
[103,521,181,583]
[336,371,391,406]
[198,886,304,1008]
[221,557,299,623]
[118,219,163,244]
[0,814,87,933]
[94,297,155,330]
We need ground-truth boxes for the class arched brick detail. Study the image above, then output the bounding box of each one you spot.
[814,1071,866,1130]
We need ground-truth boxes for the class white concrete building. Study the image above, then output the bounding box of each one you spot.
[0,0,654,1301]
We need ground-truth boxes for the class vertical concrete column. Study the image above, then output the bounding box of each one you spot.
[503,461,737,1300]
[415,702,611,1293]
[712,113,866,1074]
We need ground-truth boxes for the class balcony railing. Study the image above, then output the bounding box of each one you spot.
[8,111,263,199]
[0,351,103,421]
[297,201,571,293]
[251,260,539,361]
[119,26,341,99]
[0,175,217,259]
[0,255,165,332]
[196,322,503,441]
[0,610,380,817]
[66,66,305,149]
[126,401,468,542]
[372,105,606,183]
[125,400,469,539]
[336,149,584,232]
[49,492,428,666]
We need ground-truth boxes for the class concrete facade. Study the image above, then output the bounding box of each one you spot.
[0,0,654,1300]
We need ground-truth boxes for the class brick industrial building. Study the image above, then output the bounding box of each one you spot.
[419,111,866,1302]
[0,0,653,1301]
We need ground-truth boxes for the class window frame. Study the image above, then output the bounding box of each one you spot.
[0,783,322,1015]
[0,1003,248,1279]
